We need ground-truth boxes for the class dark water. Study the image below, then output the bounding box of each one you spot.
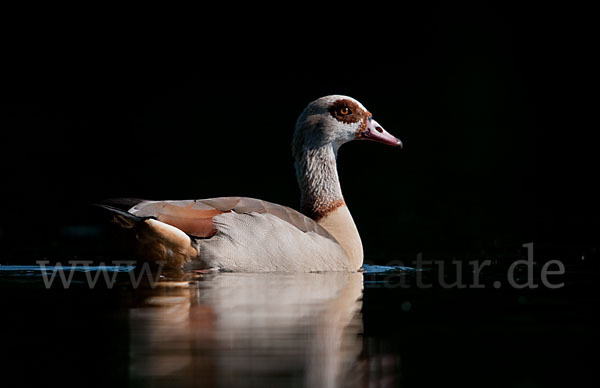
[0,262,595,387]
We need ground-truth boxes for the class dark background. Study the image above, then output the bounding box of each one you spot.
[0,3,597,266]
[0,4,598,388]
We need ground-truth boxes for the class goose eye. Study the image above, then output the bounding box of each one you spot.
[338,106,351,115]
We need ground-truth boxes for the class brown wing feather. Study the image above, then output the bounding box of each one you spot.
[129,201,226,237]
[128,197,336,241]
[155,213,219,237]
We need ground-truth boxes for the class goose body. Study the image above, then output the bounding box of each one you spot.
[103,95,401,272]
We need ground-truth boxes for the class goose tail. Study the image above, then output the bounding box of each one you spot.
[94,199,151,228]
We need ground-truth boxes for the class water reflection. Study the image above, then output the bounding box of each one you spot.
[129,272,364,387]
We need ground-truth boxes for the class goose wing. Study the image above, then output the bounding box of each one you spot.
[126,197,336,242]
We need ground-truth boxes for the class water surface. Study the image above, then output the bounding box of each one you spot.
[0,263,594,387]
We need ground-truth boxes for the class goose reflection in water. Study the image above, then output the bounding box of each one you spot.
[128,271,364,388]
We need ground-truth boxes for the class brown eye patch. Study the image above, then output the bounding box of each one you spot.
[329,99,365,124]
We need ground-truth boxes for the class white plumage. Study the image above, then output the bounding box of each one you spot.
[199,211,351,272]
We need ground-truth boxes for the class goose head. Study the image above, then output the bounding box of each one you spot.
[292,95,402,157]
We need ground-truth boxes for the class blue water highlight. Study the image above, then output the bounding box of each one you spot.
[362,264,416,274]
[0,265,136,274]
[0,264,414,278]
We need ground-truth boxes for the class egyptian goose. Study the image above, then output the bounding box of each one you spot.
[100,95,402,272]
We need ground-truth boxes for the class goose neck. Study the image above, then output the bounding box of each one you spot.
[295,144,344,220]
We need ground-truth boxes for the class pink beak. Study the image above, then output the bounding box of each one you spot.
[357,117,403,147]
